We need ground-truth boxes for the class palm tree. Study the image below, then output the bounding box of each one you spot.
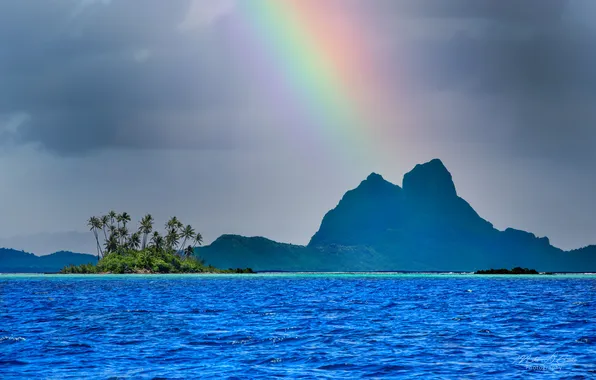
[96,217,106,253]
[194,232,203,247]
[150,231,164,252]
[166,228,180,253]
[150,231,160,246]
[116,213,124,229]
[179,225,196,252]
[139,214,154,250]
[129,232,141,250]
[87,212,204,259]
[114,228,122,251]
[108,211,117,228]
[87,216,103,260]
[100,215,110,243]
[105,233,118,254]
[118,226,129,247]
[166,217,181,233]
[155,236,164,252]
[120,212,131,228]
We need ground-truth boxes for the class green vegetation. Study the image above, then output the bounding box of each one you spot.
[475,267,539,275]
[60,212,253,274]
[60,250,253,274]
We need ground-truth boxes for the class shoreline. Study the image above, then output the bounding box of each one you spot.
[2,272,595,277]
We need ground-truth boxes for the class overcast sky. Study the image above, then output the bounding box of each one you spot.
[1,0,595,253]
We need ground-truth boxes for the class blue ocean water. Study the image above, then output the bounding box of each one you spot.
[0,274,594,379]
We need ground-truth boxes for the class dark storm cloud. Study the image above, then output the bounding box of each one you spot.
[1,0,596,251]
[378,0,568,22]
[407,18,596,95]
[375,0,596,161]
[368,0,592,95]
[0,0,252,154]
[1,0,595,159]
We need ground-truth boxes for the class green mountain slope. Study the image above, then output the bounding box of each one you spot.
[198,159,596,272]
[0,249,96,273]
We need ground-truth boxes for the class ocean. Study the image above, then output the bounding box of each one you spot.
[1,274,594,379]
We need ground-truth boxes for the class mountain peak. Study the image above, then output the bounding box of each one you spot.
[356,172,401,193]
[365,172,384,182]
[402,158,457,198]
[202,157,595,272]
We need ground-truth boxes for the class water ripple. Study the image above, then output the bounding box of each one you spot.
[0,274,594,378]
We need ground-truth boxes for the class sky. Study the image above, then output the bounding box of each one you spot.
[1,0,595,253]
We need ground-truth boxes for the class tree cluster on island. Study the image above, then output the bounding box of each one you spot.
[60,212,253,274]
[474,267,540,275]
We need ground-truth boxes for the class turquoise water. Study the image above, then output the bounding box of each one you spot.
[1,274,594,378]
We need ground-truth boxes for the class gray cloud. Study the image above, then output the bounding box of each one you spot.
[0,0,257,155]
[1,0,596,251]
[2,0,595,159]
[379,0,568,22]
[372,0,596,162]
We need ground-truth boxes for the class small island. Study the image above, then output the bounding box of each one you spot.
[474,267,539,275]
[61,212,253,274]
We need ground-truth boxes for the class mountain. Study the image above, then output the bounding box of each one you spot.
[199,159,596,272]
[0,249,96,273]
[570,245,596,256]
[199,235,318,272]
[0,231,94,256]
[199,235,389,272]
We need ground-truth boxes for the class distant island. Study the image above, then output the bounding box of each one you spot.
[2,159,595,274]
[475,267,539,275]
[197,159,596,272]
[60,212,252,274]
[0,249,96,274]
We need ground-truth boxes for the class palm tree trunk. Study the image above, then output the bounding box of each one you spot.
[93,229,103,259]
[179,237,187,254]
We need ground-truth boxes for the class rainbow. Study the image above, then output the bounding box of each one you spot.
[235,1,392,162]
